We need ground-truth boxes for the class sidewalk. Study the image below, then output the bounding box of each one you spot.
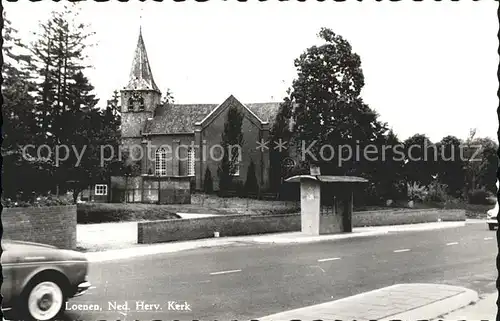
[81,221,465,262]
[257,283,479,321]
[250,221,465,244]
[437,292,497,320]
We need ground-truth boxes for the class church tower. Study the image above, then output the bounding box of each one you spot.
[120,28,161,157]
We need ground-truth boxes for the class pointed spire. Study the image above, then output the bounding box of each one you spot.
[125,28,160,92]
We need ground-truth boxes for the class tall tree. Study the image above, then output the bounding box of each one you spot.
[365,129,406,201]
[288,28,388,174]
[403,134,437,187]
[2,12,37,151]
[29,3,95,146]
[28,4,96,194]
[217,105,244,192]
[436,135,466,198]
[64,84,126,203]
[466,136,498,193]
[2,12,54,200]
[459,129,499,195]
[269,97,293,190]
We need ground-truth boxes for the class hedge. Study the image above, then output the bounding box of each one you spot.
[77,203,180,224]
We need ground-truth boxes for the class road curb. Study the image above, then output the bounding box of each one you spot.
[84,240,237,262]
[257,283,479,321]
[248,221,465,244]
[380,287,479,321]
[382,221,465,232]
[247,230,390,244]
[435,292,497,320]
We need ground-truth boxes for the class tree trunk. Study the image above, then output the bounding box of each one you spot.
[72,188,81,204]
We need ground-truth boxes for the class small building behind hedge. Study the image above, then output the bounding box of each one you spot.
[109,175,191,204]
[80,176,191,205]
[80,182,110,203]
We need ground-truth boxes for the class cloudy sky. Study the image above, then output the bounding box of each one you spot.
[4,1,498,142]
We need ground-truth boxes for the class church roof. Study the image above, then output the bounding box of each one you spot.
[143,102,281,135]
[125,29,160,92]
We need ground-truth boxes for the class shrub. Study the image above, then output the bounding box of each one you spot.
[203,167,214,194]
[468,189,496,205]
[407,182,428,202]
[365,182,385,205]
[244,160,259,196]
[2,195,73,208]
[424,181,449,203]
[233,180,245,197]
[262,206,300,215]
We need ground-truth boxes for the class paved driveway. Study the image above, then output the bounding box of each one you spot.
[77,214,220,251]
[77,222,137,251]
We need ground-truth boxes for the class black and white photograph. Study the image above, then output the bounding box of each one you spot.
[1,1,498,320]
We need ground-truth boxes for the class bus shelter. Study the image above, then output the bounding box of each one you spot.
[285,174,368,235]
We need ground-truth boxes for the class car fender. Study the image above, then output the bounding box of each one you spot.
[17,263,72,297]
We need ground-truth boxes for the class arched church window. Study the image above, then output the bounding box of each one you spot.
[128,98,134,112]
[138,97,145,111]
[155,147,167,177]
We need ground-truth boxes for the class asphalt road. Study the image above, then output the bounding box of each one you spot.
[64,222,496,320]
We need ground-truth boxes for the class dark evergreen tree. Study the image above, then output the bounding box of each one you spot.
[28,4,98,197]
[203,167,214,194]
[244,160,259,196]
[269,97,293,191]
[29,4,94,146]
[2,12,53,200]
[217,105,244,192]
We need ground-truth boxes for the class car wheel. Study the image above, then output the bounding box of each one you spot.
[489,224,496,230]
[23,280,66,321]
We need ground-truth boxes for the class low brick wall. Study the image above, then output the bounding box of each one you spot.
[2,205,77,249]
[138,213,301,244]
[352,209,466,227]
[137,208,466,244]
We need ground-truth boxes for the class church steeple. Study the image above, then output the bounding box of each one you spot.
[125,28,160,92]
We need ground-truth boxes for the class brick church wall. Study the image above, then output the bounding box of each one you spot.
[144,134,195,177]
[199,101,269,192]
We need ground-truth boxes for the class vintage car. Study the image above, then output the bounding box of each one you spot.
[1,240,91,321]
[487,205,498,230]
[486,182,499,230]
